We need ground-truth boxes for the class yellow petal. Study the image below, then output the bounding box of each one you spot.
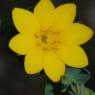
[9,34,37,55]
[61,23,94,45]
[55,45,88,68]
[12,8,40,34]
[44,51,65,82]
[34,0,55,31]
[24,48,43,74]
[49,3,76,32]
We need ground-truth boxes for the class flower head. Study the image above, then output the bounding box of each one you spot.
[9,0,93,82]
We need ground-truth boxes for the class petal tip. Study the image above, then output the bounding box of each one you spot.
[12,8,20,14]
[24,63,41,75]
[90,29,94,38]
[50,76,61,82]
[12,8,21,19]
[9,39,13,50]
[64,3,76,8]
[85,25,94,41]
[12,8,26,16]
[70,3,76,7]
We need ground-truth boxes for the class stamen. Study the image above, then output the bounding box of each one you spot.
[52,40,61,45]
[43,47,49,51]
[35,33,39,38]
[36,43,41,46]
[41,35,48,44]
[51,47,58,51]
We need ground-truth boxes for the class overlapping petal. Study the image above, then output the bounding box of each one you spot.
[34,0,55,31]
[9,34,37,55]
[25,48,43,74]
[55,45,88,68]
[12,8,40,34]
[49,4,76,32]
[60,23,93,45]
[44,51,65,82]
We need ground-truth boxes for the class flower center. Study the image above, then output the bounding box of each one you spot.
[41,34,48,44]
[36,31,61,51]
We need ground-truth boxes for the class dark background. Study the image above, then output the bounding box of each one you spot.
[0,0,95,95]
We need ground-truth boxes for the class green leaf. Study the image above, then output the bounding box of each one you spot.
[44,84,54,95]
[85,88,95,95]
[62,67,90,87]
[69,84,95,95]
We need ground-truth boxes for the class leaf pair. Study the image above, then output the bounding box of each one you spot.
[62,67,90,88]
[70,84,95,95]
[44,67,95,95]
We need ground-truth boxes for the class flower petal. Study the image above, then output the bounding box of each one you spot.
[61,23,93,45]
[49,4,76,32]
[12,8,40,34]
[34,0,55,31]
[56,45,88,68]
[9,34,37,55]
[44,51,65,82]
[24,48,43,74]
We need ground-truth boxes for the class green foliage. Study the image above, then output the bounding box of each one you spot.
[69,84,95,95]
[85,88,95,95]
[44,67,95,95]
[62,67,90,88]
[44,84,54,95]
[61,67,95,95]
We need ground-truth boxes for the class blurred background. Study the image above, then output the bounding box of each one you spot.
[0,0,95,95]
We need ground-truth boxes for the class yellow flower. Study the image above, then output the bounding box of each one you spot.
[9,0,93,82]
